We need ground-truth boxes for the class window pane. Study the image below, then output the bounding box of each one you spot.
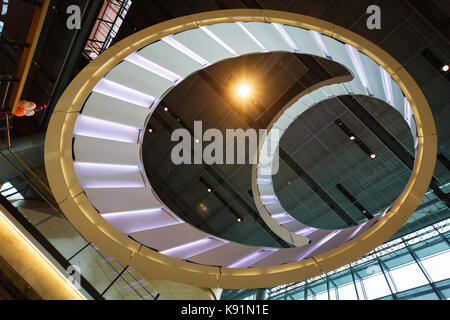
[389,262,428,292]
[362,274,391,300]
[316,291,328,300]
[338,283,358,300]
[420,251,450,282]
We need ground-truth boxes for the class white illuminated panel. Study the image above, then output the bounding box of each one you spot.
[243,22,293,52]
[74,135,141,166]
[81,92,150,129]
[102,208,179,234]
[93,78,154,107]
[208,23,262,55]
[138,40,203,78]
[85,187,162,213]
[130,223,209,251]
[105,60,174,98]
[125,52,182,83]
[162,36,209,66]
[73,114,140,144]
[284,26,324,57]
[74,162,144,189]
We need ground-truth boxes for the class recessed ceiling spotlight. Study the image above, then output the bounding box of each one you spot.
[164,106,169,112]
[148,128,153,133]
[349,135,356,141]
[237,217,242,222]
[442,65,449,72]
[207,188,212,193]
[195,138,200,143]
[370,153,377,159]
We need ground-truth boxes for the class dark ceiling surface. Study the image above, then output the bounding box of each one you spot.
[2,0,449,248]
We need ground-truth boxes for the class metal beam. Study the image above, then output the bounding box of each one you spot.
[8,0,50,114]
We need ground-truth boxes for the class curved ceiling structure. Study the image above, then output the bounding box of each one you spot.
[44,10,436,289]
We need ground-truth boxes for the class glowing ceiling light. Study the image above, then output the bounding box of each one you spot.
[370,153,377,159]
[237,83,251,98]
[349,135,356,141]
[442,65,449,72]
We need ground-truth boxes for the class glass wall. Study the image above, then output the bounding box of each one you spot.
[267,218,450,300]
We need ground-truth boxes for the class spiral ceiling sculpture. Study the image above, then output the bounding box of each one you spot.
[45,10,436,289]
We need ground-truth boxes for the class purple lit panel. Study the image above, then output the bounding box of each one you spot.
[236,22,267,52]
[296,226,318,237]
[160,237,227,260]
[295,230,342,261]
[130,223,209,251]
[74,162,144,189]
[260,195,278,205]
[84,187,162,213]
[256,178,272,185]
[102,208,179,234]
[73,114,140,143]
[251,247,305,267]
[188,242,260,267]
[227,248,277,268]
[93,78,155,107]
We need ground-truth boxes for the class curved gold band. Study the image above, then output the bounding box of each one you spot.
[44,9,436,289]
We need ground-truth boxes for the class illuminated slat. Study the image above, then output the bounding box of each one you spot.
[138,40,203,78]
[105,60,174,98]
[227,248,277,268]
[188,242,261,266]
[93,78,154,107]
[81,92,150,129]
[130,223,209,251]
[102,208,179,234]
[380,66,394,105]
[208,23,262,55]
[272,23,299,51]
[162,36,209,66]
[160,237,227,260]
[236,22,267,52]
[73,115,140,144]
[199,26,237,56]
[346,45,372,95]
[74,135,141,166]
[295,230,341,261]
[359,53,385,99]
[84,187,162,213]
[74,162,144,189]
[125,52,182,83]
[242,22,292,51]
[310,31,330,58]
[283,26,323,57]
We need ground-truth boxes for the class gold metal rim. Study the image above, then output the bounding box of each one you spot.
[44,9,437,289]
